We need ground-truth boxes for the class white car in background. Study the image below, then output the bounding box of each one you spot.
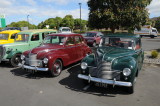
[58,27,72,33]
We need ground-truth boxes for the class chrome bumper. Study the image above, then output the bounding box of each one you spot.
[78,74,132,87]
[18,63,49,72]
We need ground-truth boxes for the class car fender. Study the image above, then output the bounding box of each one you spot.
[81,53,95,67]
[7,50,22,59]
[45,51,69,71]
[113,56,138,83]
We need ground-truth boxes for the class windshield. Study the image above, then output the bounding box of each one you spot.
[43,36,66,45]
[62,29,71,32]
[15,34,29,42]
[152,29,157,33]
[101,37,134,49]
[0,34,9,40]
[85,33,96,37]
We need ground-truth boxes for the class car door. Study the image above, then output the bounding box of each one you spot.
[29,33,41,49]
[64,36,77,64]
[74,35,84,60]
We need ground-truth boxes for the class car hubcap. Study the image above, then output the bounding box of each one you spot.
[53,62,61,74]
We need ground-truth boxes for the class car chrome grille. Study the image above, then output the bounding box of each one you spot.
[90,61,120,80]
[25,53,42,67]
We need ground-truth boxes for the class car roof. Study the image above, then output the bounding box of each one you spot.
[18,29,57,34]
[105,33,140,38]
[0,30,20,33]
[48,33,82,37]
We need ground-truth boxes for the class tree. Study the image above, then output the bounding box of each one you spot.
[88,0,152,33]
[61,15,74,29]
[155,18,160,32]
[74,18,88,30]
[8,21,37,29]
[54,17,62,30]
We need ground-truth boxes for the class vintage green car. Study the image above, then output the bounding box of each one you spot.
[78,33,144,94]
[0,29,57,67]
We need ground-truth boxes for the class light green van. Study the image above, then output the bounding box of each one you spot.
[0,29,57,67]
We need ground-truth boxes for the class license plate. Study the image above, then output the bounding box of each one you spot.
[95,82,108,88]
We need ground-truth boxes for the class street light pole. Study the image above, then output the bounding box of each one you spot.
[27,15,29,29]
[79,3,82,32]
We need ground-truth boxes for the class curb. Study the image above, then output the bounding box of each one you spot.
[144,58,160,64]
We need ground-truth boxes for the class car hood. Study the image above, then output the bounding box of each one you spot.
[3,42,28,47]
[96,47,135,62]
[28,44,64,59]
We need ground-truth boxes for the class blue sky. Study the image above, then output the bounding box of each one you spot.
[0,0,160,26]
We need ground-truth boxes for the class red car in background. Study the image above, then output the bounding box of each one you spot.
[19,33,92,77]
[83,31,104,47]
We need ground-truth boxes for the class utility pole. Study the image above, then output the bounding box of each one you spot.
[79,3,82,32]
[27,15,29,29]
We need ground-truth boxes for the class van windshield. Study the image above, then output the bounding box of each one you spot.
[0,34,9,40]
[152,29,157,33]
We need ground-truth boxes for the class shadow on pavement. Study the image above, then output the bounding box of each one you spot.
[0,62,14,68]
[10,68,52,79]
[59,63,129,97]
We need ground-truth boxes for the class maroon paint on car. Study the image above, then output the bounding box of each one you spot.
[20,33,92,77]
[83,31,104,47]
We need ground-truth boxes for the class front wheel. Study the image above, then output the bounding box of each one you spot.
[127,77,136,94]
[10,54,22,67]
[150,35,155,38]
[50,59,63,77]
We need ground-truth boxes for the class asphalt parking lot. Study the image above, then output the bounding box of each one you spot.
[0,37,160,106]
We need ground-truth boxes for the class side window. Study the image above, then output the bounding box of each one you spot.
[135,38,141,50]
[10,33,17,39]
[65,37,75,46]
[75,36,81,44]
[31,34,39,41]
[42,32,49,39]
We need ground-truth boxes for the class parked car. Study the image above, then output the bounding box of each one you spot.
[19,33,92,77]
[58,27,72,33]
[83,31,104,47]
[0,29,57,67]
[0,30,20,44]
[0,27,21,32]
[78,33,144,94]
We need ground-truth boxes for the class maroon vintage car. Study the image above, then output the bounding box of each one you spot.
[83,31,104,47]
[19,33,92,77]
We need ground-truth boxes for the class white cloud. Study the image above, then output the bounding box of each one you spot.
[147,0,160,17]
[0,0,12,8]
[25,0,37,6]
[42,0,88,5]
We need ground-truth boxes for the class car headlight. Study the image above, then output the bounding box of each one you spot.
[21,54,25,60]
[123,68,131,76]
[43,58,48,64]
[81,62,88,70]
